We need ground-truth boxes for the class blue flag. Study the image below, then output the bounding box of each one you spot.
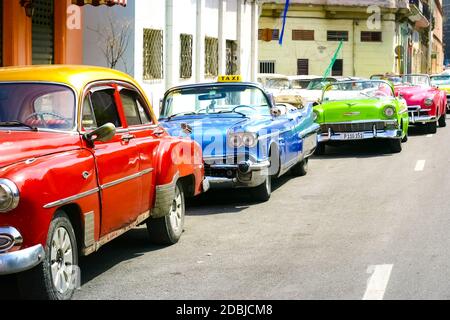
[279,0,290,45]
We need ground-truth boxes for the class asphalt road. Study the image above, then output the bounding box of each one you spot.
[70,120,450,300]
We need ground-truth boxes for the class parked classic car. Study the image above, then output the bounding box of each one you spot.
[314,80,409,154]
[257,73,305,108]
[430,74,450,111]
[159,77,320,202]
[292,76,357,106]
[371,74,447,133]
[0,65,205,300]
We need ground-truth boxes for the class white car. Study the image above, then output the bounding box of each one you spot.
[257,73,305,108]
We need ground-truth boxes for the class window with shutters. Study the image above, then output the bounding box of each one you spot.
[143,29,164,80]
[292,30,314,41]
[205,37,219,77]
[297,59,309,75]
[327,31,349,41]
[332,59,343,76]
[259,61,275,74]
[226,40,238,75]
[258,29,280,41]
[32,0,55,65]
[180,34,193,79]
[361,31,382,42]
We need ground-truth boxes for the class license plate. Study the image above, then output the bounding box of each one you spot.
[341,132,364,140]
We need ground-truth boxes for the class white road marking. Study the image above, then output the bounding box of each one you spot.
[426,134,433,138]
[363,264,393,300]
[415,160,426,172]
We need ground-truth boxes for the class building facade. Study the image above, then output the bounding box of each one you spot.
[443,0,450,65]
[83,0,260,114]
[0,0,126,67]
[258,0,441,77]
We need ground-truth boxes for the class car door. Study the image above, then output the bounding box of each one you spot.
[272,111,298,168]
[82,84,142,237]
[117,85,162,214]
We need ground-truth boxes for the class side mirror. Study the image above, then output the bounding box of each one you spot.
[84,123,116,146]
[267,93,276,108]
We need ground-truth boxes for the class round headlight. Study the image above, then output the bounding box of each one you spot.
[313,111,319,121]
[228,134,242,148]
[384,106,395,118]
[424,98,434,107]
[0,179,19,213]
[242,133,257,148]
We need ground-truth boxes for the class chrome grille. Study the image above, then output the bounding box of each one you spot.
[321,122,386,133]
[0,234,13,252]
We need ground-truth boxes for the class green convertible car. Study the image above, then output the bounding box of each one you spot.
[313,80,409,154]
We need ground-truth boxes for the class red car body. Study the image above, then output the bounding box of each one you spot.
[373,74,447,133]
[0,66,205,298]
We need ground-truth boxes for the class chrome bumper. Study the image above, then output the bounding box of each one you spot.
[205,160,271,188]
[408,106,435,124]
[318,129,402,143]
[0,245,45,275]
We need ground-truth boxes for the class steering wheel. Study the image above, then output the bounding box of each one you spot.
[24,112,70,128]
[232,105,257,112]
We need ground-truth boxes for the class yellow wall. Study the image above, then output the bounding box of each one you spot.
[259,14,397,78]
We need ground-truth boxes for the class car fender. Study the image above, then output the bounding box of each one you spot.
[0,149,99,249]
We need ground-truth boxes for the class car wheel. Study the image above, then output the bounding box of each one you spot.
[251,175,271,202]
[389,139,402,153]
[439,114,447,128]
[314,143,326,156]
[147,181,185,245]
[17,211,79,300]
[291,158,308,177]
[427,121,438,134]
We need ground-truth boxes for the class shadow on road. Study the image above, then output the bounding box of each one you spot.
[312,139,396,160]
[78,228,166,286]
[186,173,293,215]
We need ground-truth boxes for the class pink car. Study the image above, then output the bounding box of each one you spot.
[372,74,447,134]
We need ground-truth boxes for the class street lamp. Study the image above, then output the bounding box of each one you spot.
[20,0,34,18]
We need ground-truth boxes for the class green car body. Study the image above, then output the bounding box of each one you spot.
[313,80,409,153]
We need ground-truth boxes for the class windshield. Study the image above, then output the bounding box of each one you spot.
[431,75,450,86]
[290,79,313,89]
[322,80,394,102]
[162,85,271,118]
[307,78,337,90]
[402,75,430,86]
[264,78,290,90]
[0,83,76,131]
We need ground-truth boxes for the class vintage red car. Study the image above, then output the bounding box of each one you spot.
[371,74,447,133]
[0,65,206,300]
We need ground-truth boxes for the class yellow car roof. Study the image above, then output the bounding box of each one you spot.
[0,65,137,93]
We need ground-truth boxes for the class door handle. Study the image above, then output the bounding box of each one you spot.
[121,134,135,142]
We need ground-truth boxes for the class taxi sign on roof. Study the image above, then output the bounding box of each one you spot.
[218,75,242,82]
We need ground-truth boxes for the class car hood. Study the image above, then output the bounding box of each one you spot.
[0,130,81,169]
[394,85,432,105]
[159,115,269,156]
[316,99,393,123]
[296,89,323,103]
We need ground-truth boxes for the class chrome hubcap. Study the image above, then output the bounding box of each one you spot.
[50,227,74,294]
[169,186,183,234]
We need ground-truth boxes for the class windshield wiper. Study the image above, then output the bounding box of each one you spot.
[0,121,37,131]
[165,112,197,121]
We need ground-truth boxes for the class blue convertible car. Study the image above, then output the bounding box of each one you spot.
[159,78,320,201]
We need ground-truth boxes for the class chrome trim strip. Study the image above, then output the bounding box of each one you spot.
[43,188,100,209]
[321,119,397,125]
[100,168,153,190]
